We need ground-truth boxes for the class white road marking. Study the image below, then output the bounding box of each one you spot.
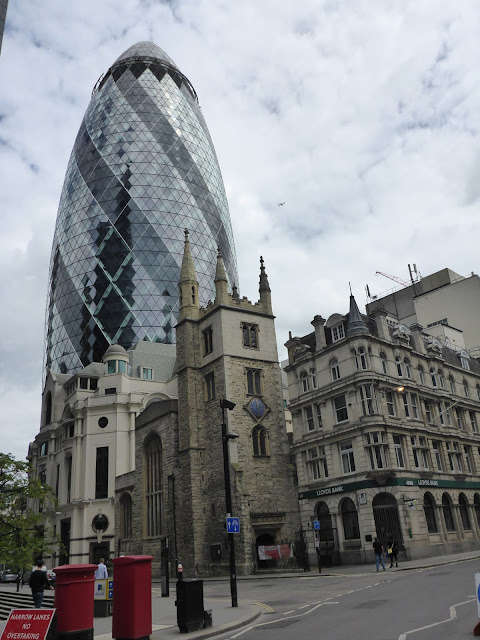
[283,610,295,615]
[398,598,475,639]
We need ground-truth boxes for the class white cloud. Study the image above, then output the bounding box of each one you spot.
[2,0,480,458]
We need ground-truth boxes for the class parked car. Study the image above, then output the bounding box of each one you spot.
[46,570,56,586]
[0,571,18,583]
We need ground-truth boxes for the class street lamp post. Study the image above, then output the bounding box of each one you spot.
[220,398,238,608]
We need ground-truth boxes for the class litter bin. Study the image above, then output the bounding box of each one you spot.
[175,579,204,633]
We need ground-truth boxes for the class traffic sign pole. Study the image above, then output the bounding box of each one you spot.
[221,400,238,608]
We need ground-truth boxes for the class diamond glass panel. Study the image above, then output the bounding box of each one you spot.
[45,41,238,375]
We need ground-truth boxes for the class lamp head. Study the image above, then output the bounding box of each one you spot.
[220,398,236,411]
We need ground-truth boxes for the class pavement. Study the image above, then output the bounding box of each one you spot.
[2,550,480,639]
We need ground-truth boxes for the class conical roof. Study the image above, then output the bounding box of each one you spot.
[346,294,368,336]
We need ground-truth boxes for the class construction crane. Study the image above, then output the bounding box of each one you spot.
[375,271,410,287]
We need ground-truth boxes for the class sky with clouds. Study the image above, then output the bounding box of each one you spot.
[1,0,480,460]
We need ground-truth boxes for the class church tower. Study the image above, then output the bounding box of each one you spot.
[175,241,300,573]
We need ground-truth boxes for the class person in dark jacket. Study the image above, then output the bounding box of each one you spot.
[29,560,52,608]
[373,537,386,571]
[387,537,399,568]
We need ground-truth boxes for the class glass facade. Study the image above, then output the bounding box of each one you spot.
[45,41,238,374]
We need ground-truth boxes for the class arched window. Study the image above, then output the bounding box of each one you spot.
[120,492,133,539]
[430,368,437,387]
[330,359,340,381]
[45,392,52,425]
[252,425,268,456]
[316,502,334,542]
[310,368,317,389]
[463,379,469,398]
[404,358,412,378]
[380,353,388,375]
[458,493,471,530]
[355,347,368,370]
[474,494,480,528]
[144,435,163,538]
[449,375,456,394]
[438,370,445,388]
[423,492,437,533]
[395,356,403,377]
[442,493,456,532]
[418,365,425,385]
[300,371,309,393]
[341,497,360,540]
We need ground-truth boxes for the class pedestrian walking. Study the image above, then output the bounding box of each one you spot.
[95,557,108,579]
[29,560,53,608]
[387,538,399,568]
[373,537,386,571]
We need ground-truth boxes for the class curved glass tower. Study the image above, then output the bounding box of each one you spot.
[45,41,238,374]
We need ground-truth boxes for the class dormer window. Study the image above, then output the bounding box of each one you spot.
[142,368,153,380]
[459,351,470,370]
[331,323,345,343]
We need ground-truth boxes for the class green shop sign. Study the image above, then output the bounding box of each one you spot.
[298,476,480,501]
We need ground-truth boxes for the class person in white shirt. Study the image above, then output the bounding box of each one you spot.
[95,558,108,579]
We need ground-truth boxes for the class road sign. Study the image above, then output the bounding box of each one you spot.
[313,520,320,530]
[226,516,240,533]
[1,609,55,640]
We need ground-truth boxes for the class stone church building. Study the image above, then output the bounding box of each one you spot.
[114,232,300,576]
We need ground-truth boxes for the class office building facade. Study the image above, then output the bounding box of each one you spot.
[45,41,238,376]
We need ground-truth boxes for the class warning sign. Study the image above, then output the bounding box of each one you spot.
[1,609,55,640]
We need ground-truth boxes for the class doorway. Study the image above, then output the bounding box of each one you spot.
[373,492,403,549]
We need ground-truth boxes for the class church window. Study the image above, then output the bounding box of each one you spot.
[144,436,163,538]
[205,372,216,401]
[242,323,258,348]
[246,368,262,395]
[120,493,133,539]
[203,326,213,355]
[252,425,268,456]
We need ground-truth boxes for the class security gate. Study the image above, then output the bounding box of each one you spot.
[372,493,404,550]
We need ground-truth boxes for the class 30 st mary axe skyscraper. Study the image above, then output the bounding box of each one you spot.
[45,42,238,375]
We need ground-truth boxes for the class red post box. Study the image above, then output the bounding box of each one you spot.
[54,563,97,640]
[112,555,153,640]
